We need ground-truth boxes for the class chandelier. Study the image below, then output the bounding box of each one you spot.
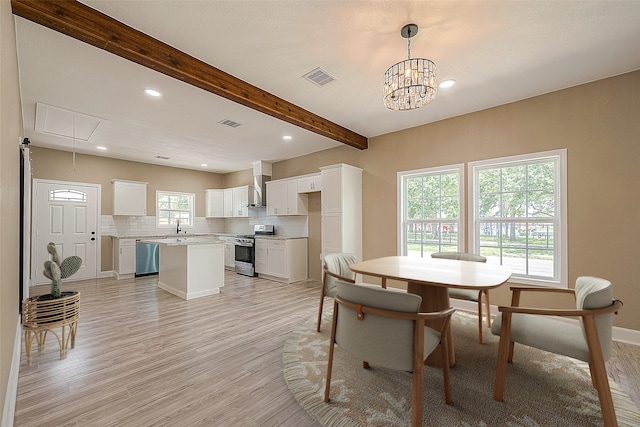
[383,24,437,111]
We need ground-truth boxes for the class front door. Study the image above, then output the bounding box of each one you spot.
[32,180,100,285]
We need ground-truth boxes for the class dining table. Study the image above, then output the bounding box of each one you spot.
[349,256,512,367]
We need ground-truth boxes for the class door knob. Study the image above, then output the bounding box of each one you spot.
[91,237,96,241]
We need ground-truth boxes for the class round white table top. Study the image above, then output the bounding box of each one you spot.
[350,256,512,289]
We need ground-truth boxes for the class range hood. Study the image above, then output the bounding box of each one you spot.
[249,161,272,208]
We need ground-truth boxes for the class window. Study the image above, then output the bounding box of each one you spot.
[49,189,87,202]
[156,191,195,228]
[469,149,567,286]
[398,164,464,257]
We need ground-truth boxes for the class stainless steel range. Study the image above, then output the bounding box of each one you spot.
[234,224,274,276]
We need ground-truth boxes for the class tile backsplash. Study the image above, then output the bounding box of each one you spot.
[101,211,308,238]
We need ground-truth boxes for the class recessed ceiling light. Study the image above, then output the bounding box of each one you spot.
[283,135,292,140]
[144,88,162,97]
[201,163,208,167]
[96,145,107,150]
[439,79,456,89]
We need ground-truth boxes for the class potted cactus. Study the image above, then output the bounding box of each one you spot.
[22,243,82,362]
[41,242,82,298]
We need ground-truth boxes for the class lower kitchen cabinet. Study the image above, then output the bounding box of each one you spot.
[113,238,136,279]
[255,237,307,283]
[217,236,236,269]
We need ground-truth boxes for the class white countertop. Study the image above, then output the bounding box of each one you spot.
[140,236,224,246]
[254,235,307,240]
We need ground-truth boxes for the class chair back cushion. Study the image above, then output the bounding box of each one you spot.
[324,253,357,294]
[431,252,487,263]
[334,281,422,371]
[575,276,615,360]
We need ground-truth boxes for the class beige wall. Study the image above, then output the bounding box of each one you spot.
[275,71,640,331]
[1,0,23,418]
[30,148,227,270]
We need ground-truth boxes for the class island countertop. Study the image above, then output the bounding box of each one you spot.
[139,236,224,246]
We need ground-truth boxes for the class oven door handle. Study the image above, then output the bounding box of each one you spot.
[235,242,254,247]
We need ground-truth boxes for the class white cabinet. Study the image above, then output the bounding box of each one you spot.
[205,189,224,218]
[255,238,268,274]
[232,186,252,217]
[320,164,362,262]
[113,238,136,279]
[216,236,236,269]
[266,179,308,216]
[223,189,233,217]
[112,180,147,216]
[298,173,322,193]
[266,240,287,277]
[255,238,307,283]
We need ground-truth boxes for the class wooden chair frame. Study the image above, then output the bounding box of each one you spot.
[493,286,623,427]
[317,269,355,332]
[324,295,455,427]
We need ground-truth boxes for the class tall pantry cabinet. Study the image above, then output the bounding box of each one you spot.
[320,164,363,262]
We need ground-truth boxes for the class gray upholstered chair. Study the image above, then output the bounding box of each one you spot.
[492,277,623,427]
[324,281,455,427]
[317,253,358,332]
[431,252,489,343]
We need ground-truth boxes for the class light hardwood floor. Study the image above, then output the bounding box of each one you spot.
[14,272,640,426]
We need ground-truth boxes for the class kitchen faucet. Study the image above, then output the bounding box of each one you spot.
[176,219,181,234]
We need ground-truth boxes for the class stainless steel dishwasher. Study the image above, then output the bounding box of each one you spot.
[135,241,159,276]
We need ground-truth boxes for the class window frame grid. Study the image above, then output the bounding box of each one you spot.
[397,164,465,257]
[156,190,195,229]
[468,149,567,287]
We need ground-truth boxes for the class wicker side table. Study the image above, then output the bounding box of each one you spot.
[21,291,80,365]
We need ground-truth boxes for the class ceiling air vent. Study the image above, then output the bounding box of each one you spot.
[302,67,337,87]
[155,155,170,160]
[218,118,242,128]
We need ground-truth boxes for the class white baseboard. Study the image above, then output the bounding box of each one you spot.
[98,270,114,279]
[2,316,21,427]
[450,299,640,347]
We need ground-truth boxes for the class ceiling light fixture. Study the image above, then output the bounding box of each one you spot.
[201,163,208,167]
[383,24,437,111]
[144,88,161,97]
[439,79,456,89]
[96,145,107,150]
[283,135,292,140]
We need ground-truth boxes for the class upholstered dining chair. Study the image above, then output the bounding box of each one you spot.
[431,252,489,343]
[317,253,357,332]
[491,276,623,427]
[324,281,455,427]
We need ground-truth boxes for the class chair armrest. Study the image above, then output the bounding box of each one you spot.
[498,300,622,318]
[324,269,356,283]
[509,286,576,295]
[508,286,575,307]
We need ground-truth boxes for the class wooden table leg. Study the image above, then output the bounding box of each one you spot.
[407,282,455,368]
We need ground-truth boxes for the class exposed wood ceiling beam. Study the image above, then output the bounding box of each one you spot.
[11,0,368,150]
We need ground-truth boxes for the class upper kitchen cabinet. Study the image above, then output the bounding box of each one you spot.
[320,164,362,261]
[266,179,308,215]
[232,185,253,217]
[205,189,224,218]
[209,186,254,218]
[297,173,322,193]
[223,189,233,217]
[112,179,147,216]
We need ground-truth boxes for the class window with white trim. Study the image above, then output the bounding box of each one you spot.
[398,164,464,257]
[469,149,567,286]
[156,191,195,228]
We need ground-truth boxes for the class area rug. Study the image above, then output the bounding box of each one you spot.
[283,311,640,426]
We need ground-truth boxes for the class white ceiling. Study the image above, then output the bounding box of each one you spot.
[14,1,640,174]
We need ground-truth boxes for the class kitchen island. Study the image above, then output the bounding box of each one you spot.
[140,237,225,300]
